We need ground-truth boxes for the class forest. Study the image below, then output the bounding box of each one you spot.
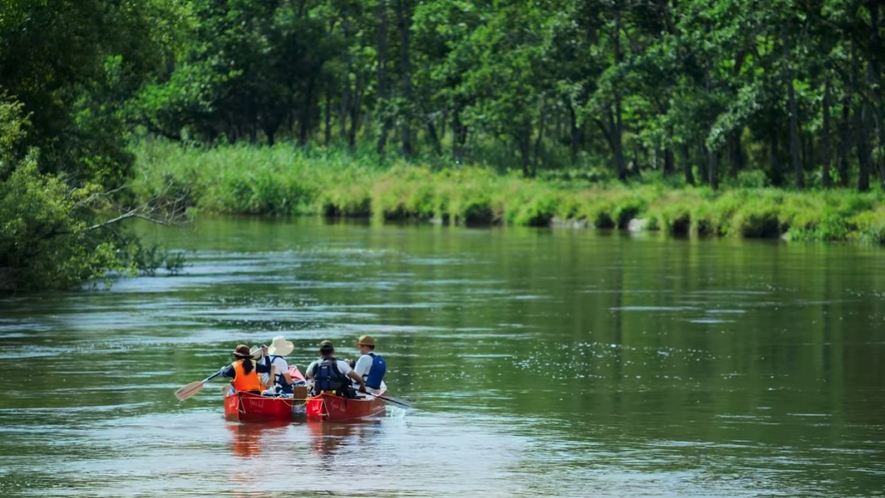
[2,0,885,289]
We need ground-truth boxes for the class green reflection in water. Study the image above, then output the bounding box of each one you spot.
[0,217,883,497]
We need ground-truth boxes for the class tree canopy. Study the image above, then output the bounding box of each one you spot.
[120,0,885,190]
[2,0,885,289]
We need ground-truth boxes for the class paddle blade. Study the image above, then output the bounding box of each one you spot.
[174,380,207,401]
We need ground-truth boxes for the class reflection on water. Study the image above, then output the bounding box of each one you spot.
[307,421,365,460]
[0,217,884,497]
[228,420,291,459]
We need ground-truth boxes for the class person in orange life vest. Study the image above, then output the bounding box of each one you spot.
[221,344,271,393]
[305,340,366,398]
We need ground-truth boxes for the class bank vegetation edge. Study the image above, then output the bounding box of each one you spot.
[135,143,885,244]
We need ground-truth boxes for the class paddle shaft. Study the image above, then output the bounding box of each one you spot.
[371,393,412,409]
[203,369,224,383]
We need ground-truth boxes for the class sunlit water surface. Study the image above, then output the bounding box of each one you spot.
[1,218,884,497]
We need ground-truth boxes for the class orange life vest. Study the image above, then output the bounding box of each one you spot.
[231,360,262,392]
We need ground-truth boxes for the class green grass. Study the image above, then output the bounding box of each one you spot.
[132,140,885,244]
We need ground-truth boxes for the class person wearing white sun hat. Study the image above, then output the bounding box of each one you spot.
[258,335,295,394]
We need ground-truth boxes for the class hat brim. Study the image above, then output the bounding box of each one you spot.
[353,342,374,347]
[267,341,294,356]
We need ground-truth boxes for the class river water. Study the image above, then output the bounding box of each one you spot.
[1,217,884,497]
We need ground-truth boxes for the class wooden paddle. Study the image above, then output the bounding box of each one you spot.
[369,393,413,409]
[174,369,224,401]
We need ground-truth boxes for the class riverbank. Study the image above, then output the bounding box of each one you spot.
[133,142,885,243]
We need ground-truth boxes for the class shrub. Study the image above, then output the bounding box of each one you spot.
[514,193,559,226]
[731,203,781,238]
[129,141,885,245]
[850,211,885,244]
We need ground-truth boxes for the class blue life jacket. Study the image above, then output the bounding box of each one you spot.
[265,355,292,394]
[365,352,386,389]
[312,357,351,397]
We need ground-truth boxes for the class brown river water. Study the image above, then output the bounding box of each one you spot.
[1,217,883,497]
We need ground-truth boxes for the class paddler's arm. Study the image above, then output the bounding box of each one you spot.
[347,370,367,393]
[220,365,235,378]
[304,362,317,379]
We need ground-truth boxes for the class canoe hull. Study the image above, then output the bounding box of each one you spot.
[305,392,386,422]
[224,391,305,422]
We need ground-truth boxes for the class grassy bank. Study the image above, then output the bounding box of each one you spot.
[133,141,885,243]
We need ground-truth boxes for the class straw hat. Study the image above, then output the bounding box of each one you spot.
[353,335,375,347]
[267,335,294,356]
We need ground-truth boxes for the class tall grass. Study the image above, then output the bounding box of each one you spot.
[132,140,885,244]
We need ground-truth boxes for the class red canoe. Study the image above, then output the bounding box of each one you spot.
[223,366,308,422]
[223,366,387,423]
[224,391,304,422]
[305,382,387,422]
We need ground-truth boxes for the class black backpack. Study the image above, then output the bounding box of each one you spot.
[312,357,354,398]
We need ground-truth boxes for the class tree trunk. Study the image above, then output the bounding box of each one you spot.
[703,50,716,188]
[783,25,803,187]
[696,144,707,183]
[298,76,316,145]
[453,108,467,162]
[613,9,626,181]
[707,147,718,189]
[340,87,349,141]
[340,14,351,142]
[837,98,851,187]
[534,100,547,169]
[348,75,361,150]
[375,0,391,155]
[555,106,563,144]
[568,103,579,163]
[853,42,871,191]
[324,87,332,145]
[869,0,885,188]
[822,75,832,188]
[802,128,812,176]
[397,0,413,157]
[518,131,532,177]
[770,128,781,186]
[609,108,626,180]
[427,119,442,155]
[663,148,674,176]
[680,143,694,185]
[728,131,743,178]
[857,100,872,192]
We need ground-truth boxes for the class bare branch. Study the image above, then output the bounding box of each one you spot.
[84,209,139,232]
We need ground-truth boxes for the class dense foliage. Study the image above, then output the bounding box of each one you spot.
[0,1,182,291]
[130,0,885,189]
[3,0,885,289]
[135,141,885,242]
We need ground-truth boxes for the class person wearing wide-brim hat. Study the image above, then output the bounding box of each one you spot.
[351,335,387,393]
[258,335,296,394]
[220,344,271,393]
